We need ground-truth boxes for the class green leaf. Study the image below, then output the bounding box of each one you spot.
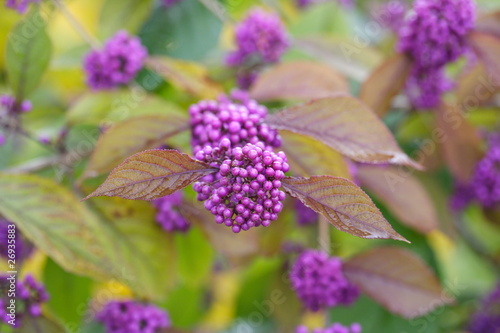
[0,174,176,300]
[250,61,348,101]
[6,8,52,100]
[282,176,407,241]
[174,227,214,286]
[266,96,420,168]
[83,114,190,178]
[84,150,216,201]
[18,315,66,333]
[139,0,222,61]
[43,258,93,328]
[65,91,183,126]
[343,247,453,318]
[164,284,205,328]
[280,131,351,179]
[99,0,154,38]
[0,173,114,280]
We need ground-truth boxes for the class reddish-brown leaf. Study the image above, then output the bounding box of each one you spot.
[357,165,438,234]
[280,131,351,179]
[250,61,348,101]
[468,32,500,82]
[84,150,216,200]
[281,176,407,241]
[344,247,453,318]
[455,62,497,107]
[266,96,420,168]
[360,53,412,117]
[435,104,483,182]
[84,114,190,178]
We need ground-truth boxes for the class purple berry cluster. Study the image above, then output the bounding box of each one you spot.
[225,9,289,89]
[83,31,148,90]
[469,283,500,333]
[449,182,475,212]
[0,275,49,327]
[398,0,475,108]
[96,300,170,333]
[472,146,500,208]
[153,192,190,233]
[0,94,32,115]
[290,250,359,311]
[296,323,362,333]
[404,69,453,109]
[4,0,39,13]
[373,0,407,33]
[295,200,319,226]
[189,92,281,155]
[0,219,34,262]
[193,139,288,233]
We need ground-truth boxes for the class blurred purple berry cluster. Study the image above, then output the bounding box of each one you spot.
[373,0,407,32]
[295,200,319,226]
[97,300,170,333]
[4,0,39,13]
[0,219,34,262]
[469,283,500,333]
[193,140,289,233]
[290,250,359,311]
[153,192,190,233]
[398,0,475,109]
[451,141,500,211]
[225,9,289,89]
[189,91,281,155]
[0,94,32,114]
[296,323,362,333]
[83,31,148,90]
[0,275,48,327]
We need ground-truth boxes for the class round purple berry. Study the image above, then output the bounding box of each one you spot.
[152,192,190,233]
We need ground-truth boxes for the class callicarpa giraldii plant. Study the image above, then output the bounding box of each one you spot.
[1,0,499,332]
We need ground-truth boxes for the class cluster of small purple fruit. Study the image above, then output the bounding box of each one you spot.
[398,0,475,108]
[225,9,289,89]
[189,92,281,155]
[96,300,170,333]
[0,94,33,146]
[0,219,33,262]
[290,250,359,311]
[4,0,39,13]
[193,139,288,233]
[83,30,148,90]
[451,141,500,210]
[296,323,362,333]
[0,275,49,327]
[469,282,500,333]
[153,192,190,233]
[295,200,319,226]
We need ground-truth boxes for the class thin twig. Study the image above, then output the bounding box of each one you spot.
[52,0,100,49]
[318,216,330,254]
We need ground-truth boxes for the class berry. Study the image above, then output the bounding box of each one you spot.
[189,91,281,155]
[0,274,48,327]
[296,323,362,333]
[153,192,190,233]
[449,182,475,212]
[472,146,500,208]
[290,250,359,312]
[4,0,39,13]
[225,9,289,68]
[295,200,319,226]
[193,141,289,232]
[0,94,32,114]
[469,282,500,333]
[97,300,170,333]
[83,31,148,90]
[0,219,33,262]
[398,0,475,108]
